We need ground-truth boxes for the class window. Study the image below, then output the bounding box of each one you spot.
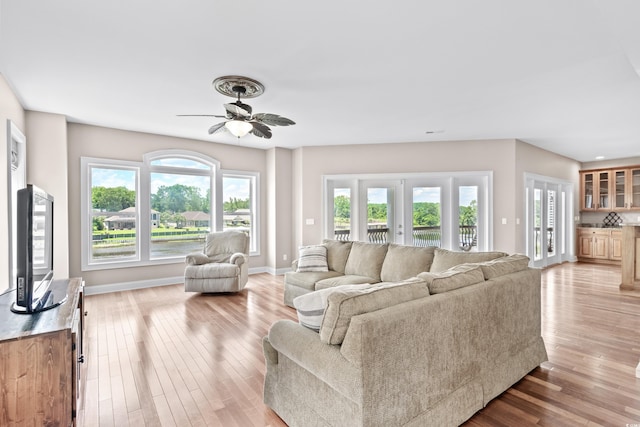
[148,156,213,259]
[81,159,140,267]
[222,171,259,254]
[82,151,261,270]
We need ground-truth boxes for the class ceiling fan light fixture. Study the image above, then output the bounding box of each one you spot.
[225,120,253,138]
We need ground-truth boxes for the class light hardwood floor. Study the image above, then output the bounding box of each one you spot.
[78,262,640,426]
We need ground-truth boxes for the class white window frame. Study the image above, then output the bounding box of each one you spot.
[144,150,220,260]
[81,157,141,270]
[81,150,230,270]
[222,170,260,255]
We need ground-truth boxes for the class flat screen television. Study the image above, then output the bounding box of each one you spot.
[11,184,65,314]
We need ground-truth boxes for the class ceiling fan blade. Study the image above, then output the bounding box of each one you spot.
[177,114,227,118]
[253,113,296,127]
[224,101,252,119]
[208,122,227,135]
[250,122,272,139]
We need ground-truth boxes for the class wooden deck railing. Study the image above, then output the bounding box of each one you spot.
[534,226,554,253]
[334,225,478,250]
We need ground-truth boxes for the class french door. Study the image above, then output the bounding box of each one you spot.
[526,174,573,268]
[325,172,492,250]
[359,180,403,244]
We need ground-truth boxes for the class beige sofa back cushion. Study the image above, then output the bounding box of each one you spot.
[204,230,249,261]
[344,242,388,282]
[418,264,485,294]
[478,254,530,279]
[322,239,353,273]
[429,248,507,272]
[379,244,436,282]
[320,278,430,345]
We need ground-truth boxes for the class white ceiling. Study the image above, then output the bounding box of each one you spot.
[2,1,640,162]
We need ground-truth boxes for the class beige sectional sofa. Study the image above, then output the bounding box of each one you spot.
[265,241,548,426]
[283,239,506,307]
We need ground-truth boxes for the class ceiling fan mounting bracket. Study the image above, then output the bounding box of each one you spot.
[212,75,265,99]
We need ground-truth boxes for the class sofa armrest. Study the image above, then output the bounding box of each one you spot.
[230,252,247,266]
[268,319,362,402]
[185,252,211,265]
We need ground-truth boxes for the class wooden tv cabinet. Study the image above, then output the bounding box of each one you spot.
[0,277,84,426]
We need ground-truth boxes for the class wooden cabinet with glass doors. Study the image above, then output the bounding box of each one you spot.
[580,166,640,211]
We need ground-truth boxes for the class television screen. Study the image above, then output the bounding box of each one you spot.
[11,184,60,314]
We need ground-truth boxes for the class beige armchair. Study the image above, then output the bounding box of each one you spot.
[184,230,250,292]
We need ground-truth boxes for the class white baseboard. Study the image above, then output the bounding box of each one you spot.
[84,275,184,295]
[84,267,291,295]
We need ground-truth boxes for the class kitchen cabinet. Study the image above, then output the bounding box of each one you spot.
[610,230,623,261]
[581,166,640,211]
[577,227,621,264]
[580,170,611,211]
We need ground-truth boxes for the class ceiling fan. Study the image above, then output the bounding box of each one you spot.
[178,75,295,139]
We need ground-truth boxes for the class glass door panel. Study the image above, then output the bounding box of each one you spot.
[533,188,542,261]
[333,188,351,240]
[366,188,391,243]
[598,171,610,209]
[411,187,441,247]
[631,169,640,209]
[582,172,594,209]
[546,189,556,258]
[613,170,626,209]
[458,186,478,251]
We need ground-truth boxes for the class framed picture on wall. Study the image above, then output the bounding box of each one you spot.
[6,119,26,294]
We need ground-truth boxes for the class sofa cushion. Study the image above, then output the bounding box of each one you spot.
[184,262,239,279]
[380,244,436,282]
[315,275,376,290]
[320,278,430,345]
[285,270,344,291]
[293,284,371,331]
[322,239,353,273]
[478,254,530,280]
[296,245,329,272]
[344,242,388,282]
[205,230,247,257]
[429,248,507,272]
[417,264,485,294]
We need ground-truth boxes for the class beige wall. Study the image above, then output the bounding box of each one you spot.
[292,139,520,252]
[0,75,25,291]
[266,147,294,271]
[292,139,581,255]
[25,111,70,279]
[66,123,269,287]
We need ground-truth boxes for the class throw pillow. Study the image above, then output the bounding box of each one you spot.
[293,284,371,331]
[429,248,507,272]
[320,278,430,345]
[296,245,329,272]
[418,264,485,294]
